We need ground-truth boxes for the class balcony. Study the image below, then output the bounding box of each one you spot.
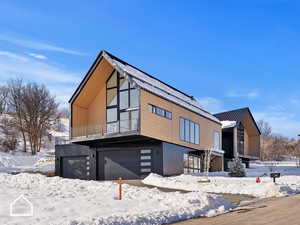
[70,119,139,142]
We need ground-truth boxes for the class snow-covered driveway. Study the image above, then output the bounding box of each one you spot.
[0,173,234,225]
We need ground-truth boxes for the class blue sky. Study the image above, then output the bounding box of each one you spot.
[0,0,299,138]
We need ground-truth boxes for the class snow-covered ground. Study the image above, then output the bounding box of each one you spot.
[143,162,300,198]
[0,173,234,225]
[0,118,69,174]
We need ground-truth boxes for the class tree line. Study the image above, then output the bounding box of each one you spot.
[0,79,60,155]
[257,120,300,164]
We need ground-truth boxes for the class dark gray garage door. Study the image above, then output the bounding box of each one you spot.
[97,149,151,180]
[61,156,88,180]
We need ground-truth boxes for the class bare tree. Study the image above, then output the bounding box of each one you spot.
[257,119,272,136]
[0,117,18,152]
[7,79,27,152]
[257,119,272,160]
[0,85,8,115]
[21,83,59,154]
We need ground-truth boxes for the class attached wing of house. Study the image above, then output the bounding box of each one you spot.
[214,107,261,168]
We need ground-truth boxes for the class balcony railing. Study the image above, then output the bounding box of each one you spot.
[71,119,139,140]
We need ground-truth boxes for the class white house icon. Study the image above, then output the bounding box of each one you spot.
[10,195,33,217]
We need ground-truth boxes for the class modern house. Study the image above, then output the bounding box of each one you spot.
[55,50,224,180]
[214,108,261,169]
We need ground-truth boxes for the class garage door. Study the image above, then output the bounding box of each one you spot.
[97,149,152,180]
[61,156,89,180]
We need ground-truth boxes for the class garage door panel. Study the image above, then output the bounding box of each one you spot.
[61,156,88,179]
[98,149,144,180]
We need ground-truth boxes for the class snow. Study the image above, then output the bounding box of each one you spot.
[143,162,300,198]
[221,120,237,129]
[0,117,68,174]
[0,173,234,225]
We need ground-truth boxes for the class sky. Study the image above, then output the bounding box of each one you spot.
[0,0,299,138]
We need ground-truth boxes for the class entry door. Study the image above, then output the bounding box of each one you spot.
[97,150,141,180]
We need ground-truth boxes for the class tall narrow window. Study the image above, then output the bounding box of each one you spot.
[213,131,220,150]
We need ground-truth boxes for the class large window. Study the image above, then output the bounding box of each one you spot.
[179,117,200,144]
[106,70,139,133]
[184,153,201,174]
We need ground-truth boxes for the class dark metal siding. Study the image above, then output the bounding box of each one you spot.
[162,142,197,176]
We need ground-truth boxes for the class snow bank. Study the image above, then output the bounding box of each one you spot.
[143,168,300,198]
[0,173,234,225]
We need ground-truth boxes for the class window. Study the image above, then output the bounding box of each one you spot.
[184,153,201,174]
[148,104,172,120]
[141,149,152,154]
[141,162,151,166]
[106,70,139,133]
[141,168,151,173]
[213,131,220,150]
[180,118,185,140]
[179,117,200,144]
[166,111,172,119]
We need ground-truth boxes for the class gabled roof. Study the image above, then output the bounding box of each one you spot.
[214,107,261,134]
[69,50,220,124]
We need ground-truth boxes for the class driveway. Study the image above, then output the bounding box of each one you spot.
[172,194,300,225]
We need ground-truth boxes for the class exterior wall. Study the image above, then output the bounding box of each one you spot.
[211,155,223,172]
[87,87,106,128]
[162,142,194,176]
[244,128,249,155]
[71,59,114,138]
[140,89,222,151]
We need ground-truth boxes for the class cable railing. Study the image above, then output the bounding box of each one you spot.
[71,119,139,140]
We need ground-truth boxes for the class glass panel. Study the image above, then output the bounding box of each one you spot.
[141,149,151,154]
[214,131,220,149]
[120,112,129,132]
[166,111,172,119]
[107,71,117,88]
[120,91,129,110]
[106,108,118,122]
[130,89,139,108]
[180,118,185,141]
[194,157,198,169]
[107,88,117,106]
[190,122,195,144]
[141,168,151,173]
[107,122,118,133]
[130,110,139,130]
[141,162,151,166]
[119,78,129,90]
[183,153,188,168]
[195,123,200,144]
[185,120,190,142]
[147,104,153,113]
[141,155,151,160]
[188,155,193,169]
[156,107,165,117]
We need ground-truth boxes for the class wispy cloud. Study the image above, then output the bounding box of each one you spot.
[0,34,87,56]
[0,50,81,84]
[226,90,260,99]
[197,97,224,113]
[28,52,47,60]
[0,50,28,62]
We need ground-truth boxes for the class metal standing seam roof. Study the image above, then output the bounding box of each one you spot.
[101,51,221,124]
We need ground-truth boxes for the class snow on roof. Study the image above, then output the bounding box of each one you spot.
[221,120,237,129]
[103,52,220,123]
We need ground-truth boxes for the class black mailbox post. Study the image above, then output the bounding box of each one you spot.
[270,172,280,183]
